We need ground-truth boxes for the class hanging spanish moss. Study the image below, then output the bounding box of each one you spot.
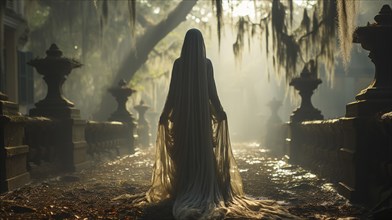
[299,9,310,59]
[229,0,356,87]
[337,0,358,68]
[102,0,108,25]
[270,0,299,81]
[128,0,136,36]
[265,19,269,56]
[233,17,247,63]
[213,0,223,49]
[316,0,337,85]
[288,0,294,28]
[311,10,319,48]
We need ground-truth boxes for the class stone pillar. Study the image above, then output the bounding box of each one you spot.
[289,61,323,163]
[264,98,284,154]
[134,100,150,147]
[108,80,136,153]
[28,44,88,172]
[338,5,392,205]
[267,98,282,125]
[346,5,392,117]
[147,110,159,143]
[0,94,30,192]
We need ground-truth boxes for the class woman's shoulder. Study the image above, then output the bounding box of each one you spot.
[173,58,182,68]
[206,58,213,69]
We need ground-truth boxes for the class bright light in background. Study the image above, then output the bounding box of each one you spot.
[223,0,256,18]
[153,7,160,14]
[187,8,212,23]
[294,0,317,9]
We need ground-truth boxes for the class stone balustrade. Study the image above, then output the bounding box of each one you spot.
[288,114,391,207]
[24,117,54,166]
[0,104,30,192]
[85,121,132,158]
[22,118,133,177]
[287,5,392,208]
[1,44,137,187]
[289,119,343,181]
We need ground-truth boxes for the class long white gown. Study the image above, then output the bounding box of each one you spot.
[145,28,299,220]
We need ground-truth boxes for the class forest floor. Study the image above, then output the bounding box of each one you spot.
[0,143,369,219]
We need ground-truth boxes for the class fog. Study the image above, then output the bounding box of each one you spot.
[27,1,390,143]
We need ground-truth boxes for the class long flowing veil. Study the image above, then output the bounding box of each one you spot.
[145,29,298,220]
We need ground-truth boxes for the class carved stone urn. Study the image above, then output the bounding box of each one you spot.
[267,98,282,124]
[290,62,323,123]
[108,79,136,124]
[28,44,82,118]
[108,80,136,151]
[28,44,88,171]
[346,4,392,117]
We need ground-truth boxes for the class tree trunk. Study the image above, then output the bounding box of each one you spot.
[94,0,197,120]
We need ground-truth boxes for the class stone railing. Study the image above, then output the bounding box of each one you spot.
[1,44,138,192]
[22,118,133,177]
[289,119,344,182]
[24,117,54,166]
[85,121,133,158]
[0,108,30,192]
[287,5,392,208]
[288,113,392,206]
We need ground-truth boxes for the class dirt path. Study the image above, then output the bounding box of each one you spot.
[0,143,367,219]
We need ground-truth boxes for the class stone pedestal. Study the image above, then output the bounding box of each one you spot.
[108,80,136,153]
[147,110,160,142]
[28,44,82,119]
[289,61,324,163]
[28,44,88,172]
[0,96,30,192]
[338,5,392,206]
[134,100,150,147]
[264,98,285,154]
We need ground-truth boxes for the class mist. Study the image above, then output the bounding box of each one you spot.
[26,0,388,144]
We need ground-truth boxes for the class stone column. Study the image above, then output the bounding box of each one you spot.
[28,44,88,172]
[264,98,285,155]
[338,5,392,205]
[267,98,282,125]
[288,61,323,164]
[147,110,159,143]
[108,80,136,153]
[0,94,30,192]
[134,100,150,147]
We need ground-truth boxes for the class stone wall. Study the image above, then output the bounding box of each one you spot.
[288,112,392,207]
[24,118,134,178]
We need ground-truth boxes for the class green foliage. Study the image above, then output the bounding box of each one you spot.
[25,4,50,30]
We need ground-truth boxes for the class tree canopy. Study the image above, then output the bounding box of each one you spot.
[24,0,358,119]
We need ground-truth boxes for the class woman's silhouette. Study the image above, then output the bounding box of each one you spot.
[145,29,297,219]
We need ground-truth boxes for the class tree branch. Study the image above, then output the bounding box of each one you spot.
[297,19,325,42]
[114,0,197,85]
[95,0,197,119]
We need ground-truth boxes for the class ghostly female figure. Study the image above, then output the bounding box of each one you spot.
[146,29,297,220]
